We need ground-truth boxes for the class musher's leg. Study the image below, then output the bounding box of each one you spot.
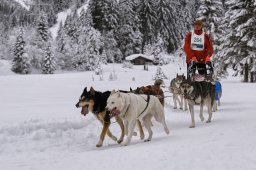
[206,61,214,75]
[187,61,197,80]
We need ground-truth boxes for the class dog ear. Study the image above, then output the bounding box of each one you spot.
[111,89,116,95]
[90,87,95,95]
[117,90,121,97]
[130,87,133,92]
[176,73,178,77]
[83,87,87,92]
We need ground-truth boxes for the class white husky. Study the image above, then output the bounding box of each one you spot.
[106,90,170,146]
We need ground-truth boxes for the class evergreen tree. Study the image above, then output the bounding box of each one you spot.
[89,0,119,33]
[12,28,31,74]
[215,0,256,77]
[196,0,224,53]
[116,0,142,57]
[103,30,122,63]
[42,44,56,74]
[154,67,168,80]
[138,0,158,53]
[37,12,49,42]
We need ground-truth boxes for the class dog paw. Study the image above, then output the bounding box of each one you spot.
[206,120,211,123]
[121,142,129,146]
[173,107,177,109]
[96,143,102,147]
[144,139,151,142]
[179,107,183,110]
[140,135,145,140]
[96,140,103,147]
[189,124,195,128]
[117,139,123,144]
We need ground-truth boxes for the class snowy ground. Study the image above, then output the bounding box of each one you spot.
[0,60,256,170]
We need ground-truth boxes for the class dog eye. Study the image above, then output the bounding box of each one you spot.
[111,102,115,104]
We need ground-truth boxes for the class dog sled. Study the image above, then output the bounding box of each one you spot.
[189,64,213,82]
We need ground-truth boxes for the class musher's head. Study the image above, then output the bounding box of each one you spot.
[194,20,203,31]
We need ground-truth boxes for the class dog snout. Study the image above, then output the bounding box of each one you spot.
[75,102,79,108]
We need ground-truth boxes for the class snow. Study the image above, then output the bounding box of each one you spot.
[1,61,256,170]
[49,2,89,40]
[125,54,154,61]
[14,0,30,10]
[0,60,14,75]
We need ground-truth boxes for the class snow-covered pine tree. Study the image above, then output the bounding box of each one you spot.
[115,0,142,57]
[196,0,224,53]
[73,27,104,71]
[42,44,56,74]
[101,49,108,64]
[12,28,31,74]
[89,0,119,33]
[156,0,180,52]
[0,23,10,59]
[56,21,65,53]
[37,12,49,42]
[153,67,168,80]
[103,30,122,63]
[138,0,158,53]
[78,7,93,29]
[216,0,256,78]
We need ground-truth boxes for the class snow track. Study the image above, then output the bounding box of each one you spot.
[1,63,256,170]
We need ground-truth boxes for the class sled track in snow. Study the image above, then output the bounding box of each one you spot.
[0,117,100,154]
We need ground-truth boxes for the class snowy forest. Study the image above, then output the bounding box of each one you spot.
[0,0,255,78]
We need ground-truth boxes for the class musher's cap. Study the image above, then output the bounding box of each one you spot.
[194,20,203,26]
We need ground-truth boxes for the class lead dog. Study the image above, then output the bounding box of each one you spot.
[180,80,216,128]
[75,87,125,147]
[106,90,170,146]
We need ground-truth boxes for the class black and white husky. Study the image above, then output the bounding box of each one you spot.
[180,80,216,128]
[169,74,188,110]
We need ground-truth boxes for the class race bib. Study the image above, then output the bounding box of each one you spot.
[191,30,205,51]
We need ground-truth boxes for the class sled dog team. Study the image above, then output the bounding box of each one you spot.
[75,74,222,147]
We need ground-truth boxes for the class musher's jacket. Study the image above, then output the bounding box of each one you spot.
[184,30,214,64]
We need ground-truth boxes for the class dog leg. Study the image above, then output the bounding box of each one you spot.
[99,120,117,142]
[213,100,217,112]
[137,120,145,140]
[199,102,205,122]
[189,104,195,128]
[180,95,184,110]
[124,119,128,136]
[96,122,110,147]
[143,115,153,142]
[206,102,213,123]
[115,116,125,144]
[121,119,136,146]
[184,98,188,111]
[173,94,178,109]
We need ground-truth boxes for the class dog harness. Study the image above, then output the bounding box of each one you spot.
[215,81,221,100]
[137,95,150,118]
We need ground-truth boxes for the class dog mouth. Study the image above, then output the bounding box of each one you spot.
[109,107,120,118]
[81,105,89,116]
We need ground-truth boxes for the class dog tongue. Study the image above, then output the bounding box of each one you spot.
[110,109,120,118]
[81,107,89,116]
